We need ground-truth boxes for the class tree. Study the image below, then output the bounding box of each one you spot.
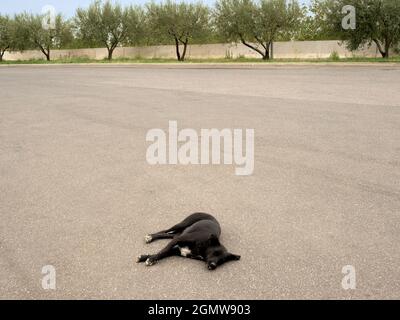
[75,1,143,60]
[323,0,400,58]
[296,0,342,41]
[123,6,146,47]
[0,15,17,61]
[215,0,303,60]
[146,1,210,61]
[14,13,72,61]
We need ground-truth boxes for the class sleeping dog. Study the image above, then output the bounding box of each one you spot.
[136,213,241,270]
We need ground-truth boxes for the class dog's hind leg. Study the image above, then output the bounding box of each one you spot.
[145,213,214,243]
[145,232,175,244]
[145,223,188,243]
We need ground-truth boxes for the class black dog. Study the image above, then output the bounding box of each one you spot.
[136,213,240,270]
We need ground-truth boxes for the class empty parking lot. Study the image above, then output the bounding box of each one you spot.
[1,64,399,299]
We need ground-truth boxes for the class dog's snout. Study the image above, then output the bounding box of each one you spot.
[208,262,217,270]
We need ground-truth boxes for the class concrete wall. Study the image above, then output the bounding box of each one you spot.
[4,40,383,61]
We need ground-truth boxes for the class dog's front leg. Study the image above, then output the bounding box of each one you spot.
[143,240,180,266]
[188,255,205,261]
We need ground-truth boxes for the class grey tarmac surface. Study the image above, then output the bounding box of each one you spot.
[0,64,399,299]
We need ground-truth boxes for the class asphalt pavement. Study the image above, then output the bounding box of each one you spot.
[1,64,399,299]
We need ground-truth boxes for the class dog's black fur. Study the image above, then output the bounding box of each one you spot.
[136,213,240,270]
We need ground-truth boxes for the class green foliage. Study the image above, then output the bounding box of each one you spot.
[74,0,144,59]
[319,0,400,58]
[296,0,342,41]
[214,0,255,43]
[214,0,303,59]
[348,0,400,58]
[13,13,72,60]
[329,50,340,60]
[0,14,17,60]
[2,0,400,61]
[146,1,210,61]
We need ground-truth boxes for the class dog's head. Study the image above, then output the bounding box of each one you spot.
[205,235,241,270]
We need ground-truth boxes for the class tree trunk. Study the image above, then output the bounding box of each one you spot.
[0,47,8,62]
[270,41,274,60]
[38,45,51,61]
[262,47,270,60]
[107,48,114,61]
[180,41,188,62]
[174,38,181,61]
[44,46,51,61]
[384,40,390,59]
[374,39,389,59]
[240,39,265,60]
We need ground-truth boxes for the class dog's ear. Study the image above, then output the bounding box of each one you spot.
[208,234,220,246]
[227,253,241,261]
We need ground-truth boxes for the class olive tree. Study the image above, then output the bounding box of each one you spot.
[14,13,72,61]
[0,15,17,61]
[296,0,342,41]
[215,0,303,60]
[146,1,210,61]
[75,1,143,60]
[323,0,400,58]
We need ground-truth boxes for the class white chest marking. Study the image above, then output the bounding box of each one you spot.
[179,247,191,257]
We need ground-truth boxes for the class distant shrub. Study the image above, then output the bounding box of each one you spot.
[330,51,340,61]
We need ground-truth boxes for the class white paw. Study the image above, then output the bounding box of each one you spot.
[145,235,153,243]
[145,258,155,266]
[136,255,142,263]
